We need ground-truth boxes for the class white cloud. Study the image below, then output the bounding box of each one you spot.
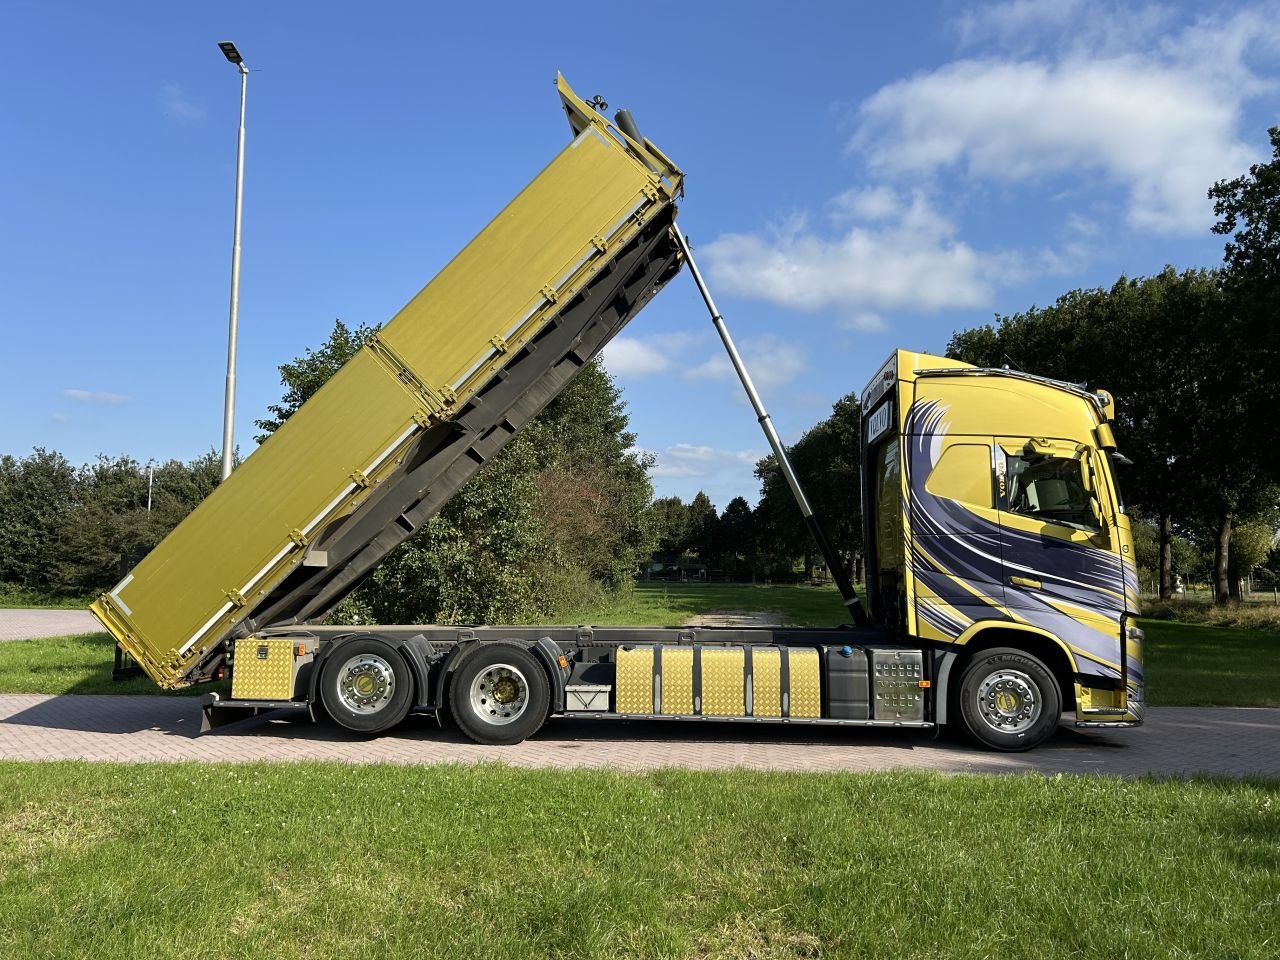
[829,185,900,222]
[600,331,700,378]
[50,412,69,423]
[647,443,764,479]
[954,0,1086,49]
[602,337,670,376]
[683,335,807,390]
[705,193,1006,316]
[64,388,126,405]
[854,9,1279,234]
[840,312,886,333]
[158,82,205,124]
[1065,213,1100,237]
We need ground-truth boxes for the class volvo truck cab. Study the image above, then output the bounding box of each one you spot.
[861,350,1144,749]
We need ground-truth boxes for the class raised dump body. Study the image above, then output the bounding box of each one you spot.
[91,76,685,688]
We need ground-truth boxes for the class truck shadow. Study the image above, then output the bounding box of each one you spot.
[208,709,1121,756]
[0,695,207,737]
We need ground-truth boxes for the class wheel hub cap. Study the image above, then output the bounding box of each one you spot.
[977,669,1040,734]
[336,653,395,714]
[468,664,530,726]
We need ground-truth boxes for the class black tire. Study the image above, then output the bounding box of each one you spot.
[318,637,414,734]
[449,643,550,746]
[957,647,1061,752]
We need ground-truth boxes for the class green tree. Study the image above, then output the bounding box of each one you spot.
[257,320,655,623]
[56,455,150,594]
[754,393,863,581]
[685,491,720,565]
[0,449,77,593]
[0,448,228,596]
[753,456,808,578]
[1230,512,1280,592]
[1207,126,1280,598]
[1211,126,1280,285]
[717,496,756,575]
[521,363,657,589]
[649,496,689,555]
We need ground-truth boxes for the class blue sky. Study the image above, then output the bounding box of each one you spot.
[4,1,1277,511]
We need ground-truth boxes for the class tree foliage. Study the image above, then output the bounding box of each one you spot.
[0,449,222,596]
[255,320,655,624]
[755,393,863,579]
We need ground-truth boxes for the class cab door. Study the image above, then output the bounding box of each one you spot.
[910,437,1006,643]
[995,437,1125,673]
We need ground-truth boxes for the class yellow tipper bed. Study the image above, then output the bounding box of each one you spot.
[91,76,683,688]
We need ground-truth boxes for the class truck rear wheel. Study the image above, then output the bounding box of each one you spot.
[449,643,549,746]
[319,638,413,734]
[957,647,1061,752]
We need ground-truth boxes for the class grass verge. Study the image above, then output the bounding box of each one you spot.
[0,582,93,609]
[1140,618,1280,707]
[1142,595,1280,631]
[0,763,1276,960]
[0,634,218,697]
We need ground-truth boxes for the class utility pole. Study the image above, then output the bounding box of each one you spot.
[218,41,248,480]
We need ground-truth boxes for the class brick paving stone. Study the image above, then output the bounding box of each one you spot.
[0,694,1276,776]
[0,609,100,641]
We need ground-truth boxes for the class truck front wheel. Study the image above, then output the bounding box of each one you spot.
[318,638,414,734]
[957,647,1061,752]
[449,643,550,746]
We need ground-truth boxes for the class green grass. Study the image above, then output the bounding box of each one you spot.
[0,581,93,609]
[0,763,1276,959]
[565,581,851,627]
[0,633,220,697]
[1140,618,1280,707]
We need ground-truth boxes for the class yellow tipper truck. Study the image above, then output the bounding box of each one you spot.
[91,77,1143,752]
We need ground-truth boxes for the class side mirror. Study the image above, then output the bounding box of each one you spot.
[1080,451,1110,535]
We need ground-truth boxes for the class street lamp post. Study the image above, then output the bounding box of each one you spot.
[218,41,248,481]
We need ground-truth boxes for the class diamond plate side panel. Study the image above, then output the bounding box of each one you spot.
[661,646,694,715]
[789,648,821,718]
[231,639,296,700]
[752,647,782,718]
[701,647,745,716]
[615,646,655,714]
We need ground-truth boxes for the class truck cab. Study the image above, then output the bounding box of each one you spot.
[860,350,1144,747]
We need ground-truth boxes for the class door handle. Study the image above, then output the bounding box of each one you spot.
[1010,575,1041,589]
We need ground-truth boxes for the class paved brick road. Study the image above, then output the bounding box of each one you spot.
[0,609,98,641]
[0,694,1275,776]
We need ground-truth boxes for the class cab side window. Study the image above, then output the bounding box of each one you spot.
[1005,454,1097,530]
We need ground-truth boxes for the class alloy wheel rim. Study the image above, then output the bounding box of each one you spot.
[468,663,530,726]
[976,668,1041,734]
[336,653,396,714]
